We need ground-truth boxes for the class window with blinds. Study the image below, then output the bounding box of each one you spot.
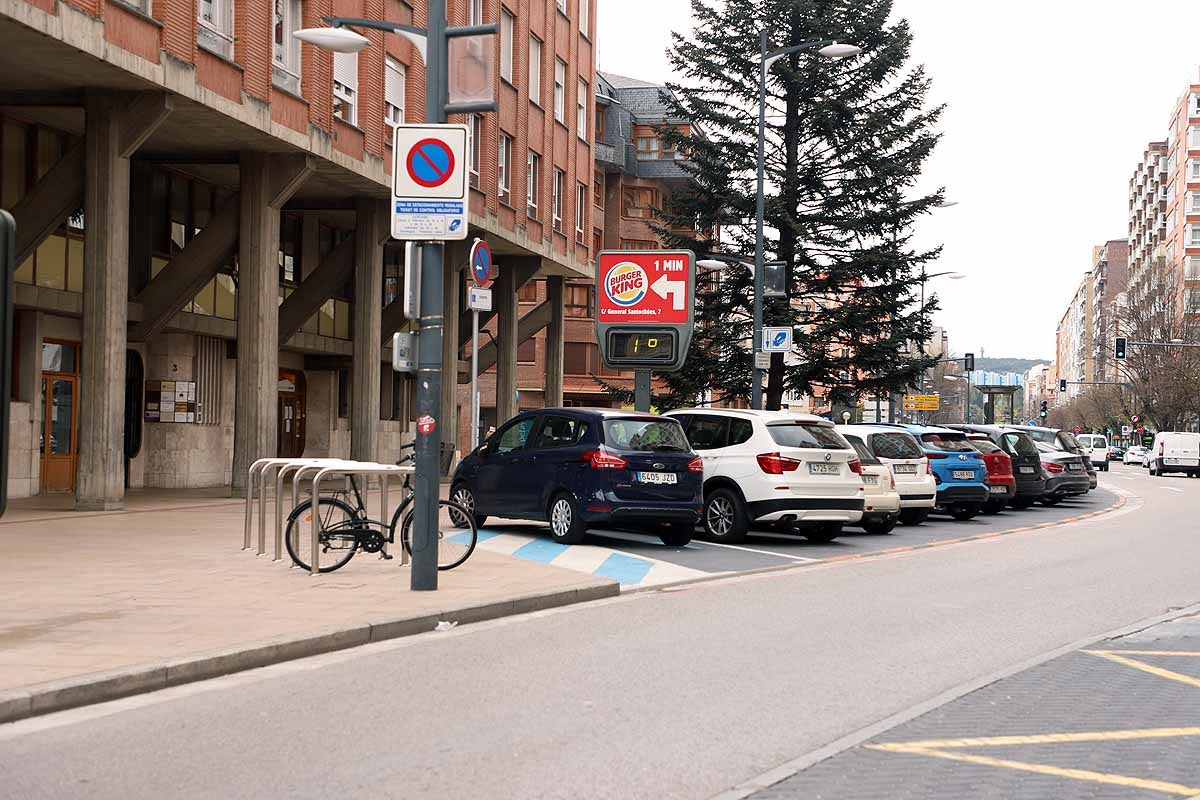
[193,336,224,425]
[385,57,405,129]
[334,52,358,125]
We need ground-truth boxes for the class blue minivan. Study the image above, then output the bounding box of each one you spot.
[895,424,990,520]
[450,408,703,546]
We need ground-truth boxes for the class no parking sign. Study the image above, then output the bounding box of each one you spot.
[391,124,470,241]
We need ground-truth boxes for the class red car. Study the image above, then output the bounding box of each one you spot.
[966,434,1015,514]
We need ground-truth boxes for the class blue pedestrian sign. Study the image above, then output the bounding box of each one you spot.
[391,124,469,241]
[1026,420,1036,426]
[762,326,792,353]
[470,238,494,288]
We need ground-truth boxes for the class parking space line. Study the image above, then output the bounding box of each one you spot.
[1083,650,1200,688]
[870,726,1200,749]
[688,539,817,562]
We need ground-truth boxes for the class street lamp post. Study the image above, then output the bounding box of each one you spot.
[752,35,860,410]
[296,5,497,592]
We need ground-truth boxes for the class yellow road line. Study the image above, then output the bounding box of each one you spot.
[1088,649,1200,657]
[865,744,1200,796]
[1084,650,1200,689]
[868,727,1200,749]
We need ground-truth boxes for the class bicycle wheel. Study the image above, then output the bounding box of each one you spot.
[397,500,478,570]
[284,497,361,573]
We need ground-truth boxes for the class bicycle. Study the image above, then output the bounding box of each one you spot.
[282,444,479,574]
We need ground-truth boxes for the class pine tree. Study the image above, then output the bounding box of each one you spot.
[652,0,944,411]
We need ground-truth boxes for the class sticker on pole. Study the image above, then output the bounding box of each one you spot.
[392,124,469,241]
[469,238,494,287]
[417,414,437,435]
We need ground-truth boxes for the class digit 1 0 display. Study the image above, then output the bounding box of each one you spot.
[607,330,676,364]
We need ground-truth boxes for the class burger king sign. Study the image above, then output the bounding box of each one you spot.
[595,249,695,372]
[604,261,648,308]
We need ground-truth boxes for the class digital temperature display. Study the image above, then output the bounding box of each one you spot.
[607,331,677,363]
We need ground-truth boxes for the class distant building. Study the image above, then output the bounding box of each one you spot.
[1091,240,1129,383]
[1025,363,1050,416]
[1053,271,1094,400]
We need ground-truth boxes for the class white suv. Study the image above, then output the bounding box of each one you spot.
[845,425,938,526]
[664,409,865,544]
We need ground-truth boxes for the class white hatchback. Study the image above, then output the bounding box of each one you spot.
[843,425,938,526]
[665,409,865,543]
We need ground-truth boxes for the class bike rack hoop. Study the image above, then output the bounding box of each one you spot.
[308,463,414,576]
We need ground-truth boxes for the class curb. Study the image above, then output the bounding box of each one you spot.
[0,581,618,726]
[708,596,1200,800]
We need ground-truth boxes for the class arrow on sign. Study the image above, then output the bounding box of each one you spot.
[651,274,686,311]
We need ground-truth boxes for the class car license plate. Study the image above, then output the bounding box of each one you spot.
[1067,463,1080,471]
[1019,466,1035,474]
[989,485,1008,494]
[862,475,879,485]
[636,471,677,485]
[809,463,840,475]
[952,470,974,480]
[894,464,918,474]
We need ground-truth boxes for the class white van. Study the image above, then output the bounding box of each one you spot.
[1076,434,1110,471]
[1149,431,1200,477]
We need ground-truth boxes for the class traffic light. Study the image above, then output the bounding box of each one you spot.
[1039,400,1048,419]
[964,352,974,371]
[1115,337,1127,360]
[1059,378,1068,392]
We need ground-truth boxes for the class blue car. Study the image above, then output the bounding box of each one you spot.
[893,424,991,520]
[450,408,703,546]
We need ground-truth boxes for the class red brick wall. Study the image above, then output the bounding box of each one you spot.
[156,0,195,64]
[235,0,271,101]
[271,87,309,134]
[196,48,243,103]
[62,0,99,16]
[303,0,334,133]
[104,1,162,63]
[22,0,56,14]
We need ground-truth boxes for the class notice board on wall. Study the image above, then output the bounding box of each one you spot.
[144,380,197,423]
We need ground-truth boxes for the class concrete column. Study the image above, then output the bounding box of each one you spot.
[231,153,280,494]
[440,248,463,452]
[75,96,130,511]
[544,276,564,408]
[494,265,519,424]
[351,198,383,461]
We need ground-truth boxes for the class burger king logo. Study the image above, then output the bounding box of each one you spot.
[605,261,647,307]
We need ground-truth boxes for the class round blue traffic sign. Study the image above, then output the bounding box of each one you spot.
[406,138,456,188]
[470,239,494,287]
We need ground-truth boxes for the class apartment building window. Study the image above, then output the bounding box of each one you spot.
[468,114,482,189]
[575,182,587,243]
[594,169,604,207]
[1190,191,1200,213]
[500,9,514,83]
[554,59,567,123]
[333,51,358,125]
[636,136,659,160]
[385,57,406,129]
[1190,126,1200,148]
[577,79,588,137]
[596,104,605,137]
[198,0,234,59]
[529,36,542,104]
[272,0,302,94]
[580,0,589,36]
[527,150,540,218]
[1190,159,1200,181]
[1189,224,1200,247]
[565,284,591,316]
[556,0,567,14]
[552,169,565,232]
[592,227,602,255]
[518,339,537,364]
[468,0,484,25]
[565,342,595,375]
[1188,256,1200,280]
[498,133,512,203]
[622,187,658,219]
[518,280,540,302]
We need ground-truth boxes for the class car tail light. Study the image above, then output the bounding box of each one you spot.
[888,471,896,490]
[925,459,933,475]
[687,456,704,474]
[848,459,862,475]
[1045,462,1064,474]
[1159,442,1165,457]
[757,452,801,474]
[582,449,627,470]
[926,451,948,459]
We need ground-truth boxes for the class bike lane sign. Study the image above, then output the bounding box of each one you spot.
[391,124,469,241]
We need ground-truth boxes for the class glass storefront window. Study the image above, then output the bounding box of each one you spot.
[215,274,236,319]
[334,300,350,340]
[66,238,83,292]
[318,300,335,338]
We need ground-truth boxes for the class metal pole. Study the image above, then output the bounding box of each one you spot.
[411,0,447,592]
[752,29,767,411]
[965,368,972,424]
[470,308,480,451]
[634,370,652,413]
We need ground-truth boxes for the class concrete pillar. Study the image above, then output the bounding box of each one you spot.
[544,276,564,408]
[440,249,463,452]
[494,265,519,424]
[75,96,130,511]
[231,153,280,494]
[351,198,383,462]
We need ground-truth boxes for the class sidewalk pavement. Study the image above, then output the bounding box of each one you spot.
[0,489,617,724]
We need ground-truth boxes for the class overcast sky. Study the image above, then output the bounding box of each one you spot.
[597,0,1200,361]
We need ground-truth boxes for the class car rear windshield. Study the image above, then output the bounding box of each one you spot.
[869,432,923,460]
[766,422,848,450]
[842,435,880,465]
[1023,429,1056,446]
[1003,432,1041,458]
[1059,432,1083,452]
[921,433,977,452]
[969,438,1002,454]
[602,418,690,452]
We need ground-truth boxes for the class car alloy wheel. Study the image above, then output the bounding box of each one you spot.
[706,494,735,537]
[551,497,573,539]
[449,487,476,528]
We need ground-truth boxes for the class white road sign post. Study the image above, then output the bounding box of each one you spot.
[391,124,470,241]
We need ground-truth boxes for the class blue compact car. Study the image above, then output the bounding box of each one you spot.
[894,424,991,521]
[450,408,703,547]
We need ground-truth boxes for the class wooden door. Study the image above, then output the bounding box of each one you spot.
[277,394,306,458]
[40,374,79,492]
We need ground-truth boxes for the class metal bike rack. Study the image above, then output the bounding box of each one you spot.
[289,460,397,567]
[275,459,355,561]
[309,463,411,576]
[245,458,347,555]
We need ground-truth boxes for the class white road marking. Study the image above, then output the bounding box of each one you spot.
[689,539,818,562]
[1163,486,1185,493]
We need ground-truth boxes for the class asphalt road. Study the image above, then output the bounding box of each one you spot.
[3,465,1197,800]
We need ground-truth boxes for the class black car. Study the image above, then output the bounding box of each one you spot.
[1005,425,1097,491]
[450,408,703,547]
[947,424,1046,509]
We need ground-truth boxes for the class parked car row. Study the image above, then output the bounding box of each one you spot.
[447,408,1102,548]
